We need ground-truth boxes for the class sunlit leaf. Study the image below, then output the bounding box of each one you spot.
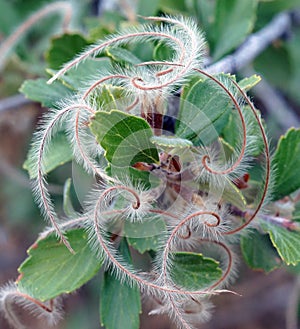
[90,110,159,166]
[176,74,233,145]
[261,221,300,266]
[18,229,102,301]
[20,78,71,109]
[171,252,222,290]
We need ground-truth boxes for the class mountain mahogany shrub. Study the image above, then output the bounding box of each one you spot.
[1,13,300,329]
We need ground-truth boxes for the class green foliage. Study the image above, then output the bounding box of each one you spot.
[210,0,258,60]
[272,128,300,200]
[176,75,232,145]
[20,78,71,108]
[100,239,141,329]
[63,178,76,217]
[125,215,166,253]
[222,105,265,156]
[23,132,73,178]
[241,230,281,272]
[90,110,159,166]
[137,0,160,16]
[46,33,90,70]
[47,58,112,90]
[261,221,300,266]
[105,47,141,65]
[158,0,189,14]
[171,252,222,290]
[150,135,193,149]
[238,74,261,91]
[17,229,102,301]
[293,202,300,222]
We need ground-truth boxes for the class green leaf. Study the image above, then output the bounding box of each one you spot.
[100,239,141,329]
[20,78,71,109]
[45,33,89,70]
[17,229,102,301]
[106,47,141,65]
[46,57,112,90]
[221,74,263,153]
[63,178,76,217]
[238,74,261,91]
[23,132,73,179]
[171,252,222,290]
[188,178,247,211]
[272,128,300,200]
[106,164,160,189]
[193,0,215,40]
[261,221,300,266]
[150,135,193,149]
[176,75,232,145]
[211,0,258,60]
[219,181,247,210]
[92,85,126,112]
[241,230,281,273]
[222,105,265,156]
[125,215,166,253]
[90,110,159,167]
[153,42,174,61]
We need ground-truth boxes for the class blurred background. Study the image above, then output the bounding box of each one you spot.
[0,0,300,328]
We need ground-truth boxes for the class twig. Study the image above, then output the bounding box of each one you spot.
[230,205,300,232]
[0,95,32,113]
[206,10,299,74]
[241,67,300,131]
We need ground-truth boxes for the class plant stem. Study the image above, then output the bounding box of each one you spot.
[206,10,300,74]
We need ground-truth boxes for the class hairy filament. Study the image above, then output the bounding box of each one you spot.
[98,185,142,213]
[82,74,129,100]
[221,79,271,235]
[0,1,73,71]
[125,97,139,112]
[0,283,62,329]
[39,216,87,240]
[34,103,96,252]
[71,107,111,180]
[48,31,185,84]
[193,69,247,176]
[201,239,233,290]
[48,16,205,90]
[169,296,193,329]
[161,211,221,288]
[90,201,228,296]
